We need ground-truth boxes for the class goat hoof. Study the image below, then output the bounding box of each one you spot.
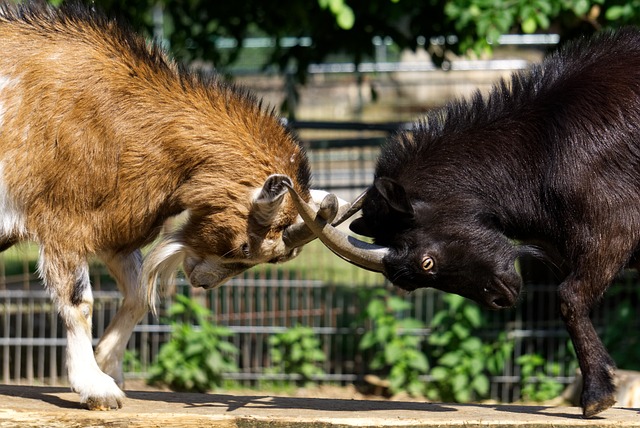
[85,394,124,411]
[582,394,616,418]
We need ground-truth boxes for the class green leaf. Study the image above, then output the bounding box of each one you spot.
[366,299,386,319]
[445,294,465,312]
[399,318,425,330]
[460,337,483,354]
[471,375,490,396]
[408,353,429,372]
[430,366,449,381]
[388,296,411,312]
[336,7,355,30]
[429,310,448,327]
[439,351,462,367]
[429,331,453,347]
[536,13,550,30]
[462,305,483,328]
[384,343,403,364]
[452,323,471,340]
[452,373,470,394]
[408,380,425,397]
[521,17,537,34]
[359,331,377,350]
[454,388,472,403]
[469,358,485,376]
[217,341,239,355]
[605,5,627,20]
[376,325,393,343]
[570,0,590,15]
[291,343,303,362]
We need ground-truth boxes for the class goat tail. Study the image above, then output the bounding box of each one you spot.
[142,231,186,317]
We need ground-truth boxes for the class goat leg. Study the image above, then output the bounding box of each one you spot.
[95,250,148,388]
[41,248,125,410]
[558,277,616,418]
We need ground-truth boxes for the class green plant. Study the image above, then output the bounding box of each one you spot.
[425,294,513,403]
[148,294,239,392]
[602,299,640,370]
[269,326,326,385]
[517,353,564,402]
[359,289,429,397]
[123,349,143,374]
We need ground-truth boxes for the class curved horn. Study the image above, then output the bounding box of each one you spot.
[282,187,369,248]
[284,183,388,273]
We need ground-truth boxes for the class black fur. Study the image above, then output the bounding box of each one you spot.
[352,28,640,417]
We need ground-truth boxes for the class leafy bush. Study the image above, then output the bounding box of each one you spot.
[123,349,143,374]
[517,353,564,402]
[148,295,239,392]
[359,289,429,397]
[269,326,326,385]
[603,299,640,370]
[425,294,513,403]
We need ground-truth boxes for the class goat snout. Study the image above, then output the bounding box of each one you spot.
[186,259,248,289]
[483,275,520,309]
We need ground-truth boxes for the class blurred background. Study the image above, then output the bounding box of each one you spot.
[2,0,640,406]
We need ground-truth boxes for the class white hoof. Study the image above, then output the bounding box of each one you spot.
[72,372,126,410]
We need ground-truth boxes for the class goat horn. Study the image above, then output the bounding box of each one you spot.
[282,187,368,248]
[284,183,388,273]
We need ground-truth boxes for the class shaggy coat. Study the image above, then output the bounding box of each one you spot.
[350,28,640,417]
[0,3,310,409]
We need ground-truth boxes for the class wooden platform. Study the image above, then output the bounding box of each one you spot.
[1,384,640,427]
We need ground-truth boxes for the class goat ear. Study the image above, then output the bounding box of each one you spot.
[374,177,414,216]
[252,174,293,225]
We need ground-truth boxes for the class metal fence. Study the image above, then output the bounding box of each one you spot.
[1,120,640,404]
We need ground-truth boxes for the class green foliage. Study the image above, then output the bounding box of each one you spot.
[123,349,143,374]
[602,299,640,370]
[148,295,239,392]
[359,289,430,397]
[45,0,640,86]
[318,0,355,30]
[516,353,564,402]
[444,0,605,55]
[42,0,640,95]
[269,326,326,385]
[425,294,513,403]
[603,0,640,25]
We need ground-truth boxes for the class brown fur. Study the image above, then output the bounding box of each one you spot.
[0,2,310,409]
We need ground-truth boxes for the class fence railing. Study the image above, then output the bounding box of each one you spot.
[1,120,639,405]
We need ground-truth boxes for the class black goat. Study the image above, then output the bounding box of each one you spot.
[288,28,640,417]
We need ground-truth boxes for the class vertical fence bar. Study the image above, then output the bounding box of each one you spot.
[37,297,45,381]
[2,293,9,383]
[26,296,34,383]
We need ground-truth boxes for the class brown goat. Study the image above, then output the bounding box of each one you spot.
[0,2,314,409]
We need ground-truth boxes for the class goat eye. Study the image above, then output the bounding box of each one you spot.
[241,243,250,257]
[421,256,434,272]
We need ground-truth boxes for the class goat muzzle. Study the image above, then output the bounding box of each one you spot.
[283,184,388,273]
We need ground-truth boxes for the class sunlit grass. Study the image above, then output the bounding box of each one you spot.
[273,239,384,287]
[0,243,39,277]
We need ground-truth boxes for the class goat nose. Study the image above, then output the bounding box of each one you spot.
[485,287,518,309]
[183,258,199,277]
[490,296,512,309]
